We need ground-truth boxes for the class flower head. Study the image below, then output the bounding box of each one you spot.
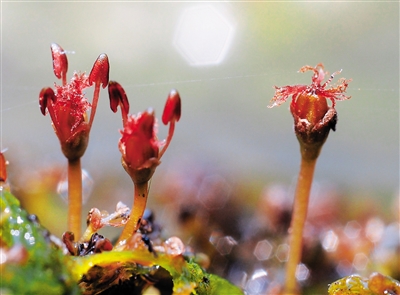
[39,44,109,161]
[40,72,91,160]
[119,110,161,184]
[268,63,351,109]
[269,63,351,160]
[108,82,181,184]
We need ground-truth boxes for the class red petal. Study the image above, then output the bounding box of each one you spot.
[89,53,110,88]
[39,87,56,115]
[162,89,181,125]
[108,81,130,114]
[0,152,7,182]
[138,110,156,139]
[50,43,68,79]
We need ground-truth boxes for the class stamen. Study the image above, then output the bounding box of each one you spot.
[108,81,130,125]
[88,54,110,128]
[50,43,68,86]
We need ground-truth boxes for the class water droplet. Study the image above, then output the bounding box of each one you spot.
[16,216,23,224]
[10,229,20,237]
[164,236,185,256]
[57,169,93,204]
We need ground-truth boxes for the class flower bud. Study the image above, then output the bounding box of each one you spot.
[269,64,351,160]
[119,110,160,184]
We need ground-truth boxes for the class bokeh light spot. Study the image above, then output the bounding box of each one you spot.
[321,230,338,252]
[365,217,385,243]
[57,169,93,204]
[352,252,369,271]
[174,5,234,66]
[295,263,310,281]
[196,174,231,210]
[245,269,269,295]
[253,239,273,261]
[343,220,362,239]
[216,235,237,255]
[275,243,290,262]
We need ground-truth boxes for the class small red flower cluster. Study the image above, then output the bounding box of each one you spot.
[108,82,181,184]
[39,43,109,160]
[268,63,351,110]
[269,63,351,160]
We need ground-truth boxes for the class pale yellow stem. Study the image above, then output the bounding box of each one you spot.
[68,158,82,238]
[284,157,317,295]
[116,182,148,249]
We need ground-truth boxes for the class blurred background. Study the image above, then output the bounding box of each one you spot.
[1,1,399,293]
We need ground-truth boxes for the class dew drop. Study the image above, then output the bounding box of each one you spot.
[164,236,185,256]
[57,169,93,204]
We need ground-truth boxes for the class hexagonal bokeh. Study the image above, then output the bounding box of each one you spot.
[174,5,234,66]
[253,239,273,261]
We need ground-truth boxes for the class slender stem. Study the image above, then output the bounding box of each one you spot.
[159,122,175,159]
[121,103,128,127]
[80,224,95,243]
[68,158,82,238]
[116,181,148,249]
[88,83,101,129]
[284,157,317,295]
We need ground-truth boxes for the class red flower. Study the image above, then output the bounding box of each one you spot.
[269,63,351,160]
[268,63,351,110]
[39,44,109,160]
[108,82,181,183]
[40,73,91,160]
[119,110,161,184]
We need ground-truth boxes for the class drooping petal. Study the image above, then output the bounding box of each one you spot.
[108,81,130,114]
[39,87,56,115]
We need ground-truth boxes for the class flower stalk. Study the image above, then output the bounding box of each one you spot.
[108,82,181,249]
[268,63,351,294]
[67,158,83,238]
[39,43,109,238]
[285,158,317,294]
[116,181,148,248]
